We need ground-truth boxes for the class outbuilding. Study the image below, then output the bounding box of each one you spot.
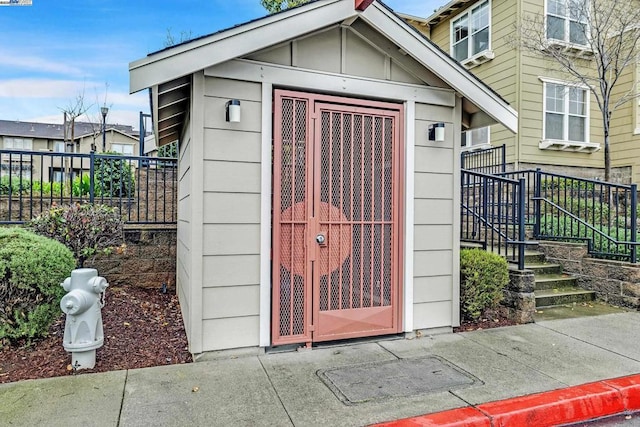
[129,0,517,355]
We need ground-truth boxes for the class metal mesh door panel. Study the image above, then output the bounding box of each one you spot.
[314,104,400,341]
[272,90,403,346]
[272,96,311,345]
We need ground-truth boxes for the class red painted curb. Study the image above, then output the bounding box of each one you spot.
[603,374,640,411]
[374,407,490,427]
[477,381,623,427]
[372,374,640,427]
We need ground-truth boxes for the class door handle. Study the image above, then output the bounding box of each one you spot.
[316,233,326,245]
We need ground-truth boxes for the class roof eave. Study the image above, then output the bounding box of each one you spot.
[362,2,517,132]
[425,0,477,26]
[129,0,355,93]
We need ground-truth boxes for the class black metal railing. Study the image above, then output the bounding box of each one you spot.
[0,149,177,224]
[496,169,639,263]
[461,169,527,269]
[461,145,506,175]
[534,170,637,262]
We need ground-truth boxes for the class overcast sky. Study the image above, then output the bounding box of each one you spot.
[0,0,445,129]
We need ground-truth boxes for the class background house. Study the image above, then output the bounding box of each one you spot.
[130,0,517,355]
[0,119,141,182]
[404,0,640,184]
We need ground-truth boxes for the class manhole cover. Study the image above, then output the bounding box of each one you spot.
[318,356,479,404]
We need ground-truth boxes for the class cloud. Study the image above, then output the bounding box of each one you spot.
[0,79,101,98]
[0,51,84,76]
[108,91,149,109]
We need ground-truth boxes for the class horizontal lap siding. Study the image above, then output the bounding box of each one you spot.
[200,76,262,351]
[610,65,640,183]
[517,0,603,168]
[412,103,455,329]
[428,0,518,163]
[177,120,192,339]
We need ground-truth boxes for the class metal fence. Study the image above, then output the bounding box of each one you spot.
[499,169,639,263]
[461,169,526,269]
[0,149,177,224]
[461,145,506,175]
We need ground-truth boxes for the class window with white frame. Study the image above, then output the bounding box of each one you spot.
[461,126,490,149]
[53,141,65,153]
[451,0,490,62]
[111,143,134,155]
[544,81,588,143]
[3,137,33,150]
[546,0,588,45]
[51,169,76,183]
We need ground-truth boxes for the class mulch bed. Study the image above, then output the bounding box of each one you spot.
[0,286,518,384]
[0,286,192,384]
[454,310,518,332]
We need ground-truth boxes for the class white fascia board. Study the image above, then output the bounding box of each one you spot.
[361,3,518,133]
[129,0,353,93]
[205,59,456,107]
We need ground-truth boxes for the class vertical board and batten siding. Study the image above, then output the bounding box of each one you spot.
[245,25,435,89]
[610,63,640,183]
[177,119,192,338]
[200,76,262,351]
[412,103,456,329]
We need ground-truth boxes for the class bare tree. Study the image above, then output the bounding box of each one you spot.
[514,0,640,182]
[260,0,308,14]
[60,90,92,185]
[164,28,193,48]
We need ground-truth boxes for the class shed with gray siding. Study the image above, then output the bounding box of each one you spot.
[130,0,517,356]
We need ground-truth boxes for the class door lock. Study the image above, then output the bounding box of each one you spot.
[316,234,326,245]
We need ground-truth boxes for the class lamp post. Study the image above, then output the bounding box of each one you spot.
[100,106,109,152]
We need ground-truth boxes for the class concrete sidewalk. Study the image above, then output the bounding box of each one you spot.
[3,312,640,426]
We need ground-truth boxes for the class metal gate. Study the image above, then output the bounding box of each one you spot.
[272,90,403,346]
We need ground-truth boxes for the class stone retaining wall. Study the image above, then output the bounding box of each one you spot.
[537,241,640,309]
[501,267,535,323]
[86,226,176,290]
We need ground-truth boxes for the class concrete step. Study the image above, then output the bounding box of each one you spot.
[523,250,546,264]
[535,288,596,308]
[525,263,564,275]
[534,274,578,290]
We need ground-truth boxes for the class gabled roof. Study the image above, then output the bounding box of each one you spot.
[424,0,479,26]
[0,119,138,141]
[130,0,517,147]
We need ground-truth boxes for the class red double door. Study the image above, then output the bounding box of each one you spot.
[272,90,404,346]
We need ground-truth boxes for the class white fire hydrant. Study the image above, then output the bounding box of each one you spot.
[60,268,108,370]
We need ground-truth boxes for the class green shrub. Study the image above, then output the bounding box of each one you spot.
[157,141,178,158]
[0,176,31,195]
[460,249,509,322]
[0,227,75,346]
[94,152,135,198]
[539,213,631,256]
[72,174,91,197]
[546,195,612,224]
[28,203,125,268]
